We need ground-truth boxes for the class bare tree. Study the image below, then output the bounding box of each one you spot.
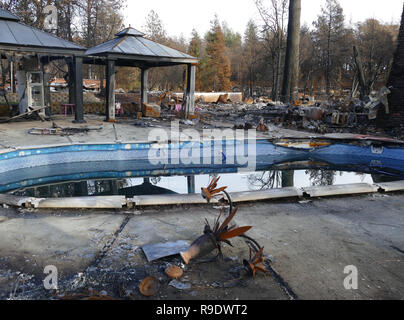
[354,19,397,98]
[255,0,289,101]
[312,0,345,96]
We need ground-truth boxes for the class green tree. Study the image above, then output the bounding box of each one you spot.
[222,22,243,89]
[188,29,203,91]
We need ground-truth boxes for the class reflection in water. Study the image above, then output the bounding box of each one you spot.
[247,171,282,190]
[21,180,130,198]
[281,170,294,188]
[306,170,336,186]
[8,169,392,199]
[247,170,337,190]
[246,170,373,190]
[150,177,161,185]
[371,174,403,183]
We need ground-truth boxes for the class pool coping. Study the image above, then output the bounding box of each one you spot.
[1,181,403,209]
[1,134,403,156]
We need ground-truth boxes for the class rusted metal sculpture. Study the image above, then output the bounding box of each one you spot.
[243,245,269,277]
[201,176,227,203]
[180,206,252,264]
[182,176,271,278]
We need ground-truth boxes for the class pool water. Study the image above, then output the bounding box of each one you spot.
[1,139,403,198]
[9,169,384,199]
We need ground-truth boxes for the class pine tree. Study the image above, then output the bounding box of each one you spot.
[312,0,345,95]
[222,22,243,90]
[243,20,260,97]
[188,29,203,91]
[204,16,232,92]
[143,9,167,43]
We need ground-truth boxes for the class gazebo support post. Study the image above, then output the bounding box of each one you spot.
[105,59,116,122]
[141,67,149,116]
[73,56,85,123]
[66,57,75,104]
[185,64,196,119]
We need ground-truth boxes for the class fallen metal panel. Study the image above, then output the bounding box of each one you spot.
[142,240,190,262]
[132,188,301,206]
[132,194,209,206]
[231,187,302,202]
[33,196,126,209]
[302,183,378,197]
[375,180,404,192]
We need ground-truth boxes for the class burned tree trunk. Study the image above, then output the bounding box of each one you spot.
[377,4,404,130]
[353,46,368,100]
[281,0,301,104]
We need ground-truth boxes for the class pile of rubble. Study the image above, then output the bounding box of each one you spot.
[187,87,399,136]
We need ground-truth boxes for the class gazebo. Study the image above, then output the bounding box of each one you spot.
[0,7,198,123]
[85,27,198,121]
[0,8,87,122]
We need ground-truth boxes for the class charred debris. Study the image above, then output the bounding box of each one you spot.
[180,87,401,138]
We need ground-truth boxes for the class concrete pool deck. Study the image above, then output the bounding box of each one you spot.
[1,114,401,154]
[0,193,403,300]
[0,114,267,152]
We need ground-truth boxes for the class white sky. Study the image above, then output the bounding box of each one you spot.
[124,0,403,40]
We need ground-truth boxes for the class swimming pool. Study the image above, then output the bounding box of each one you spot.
[1,139,403,195]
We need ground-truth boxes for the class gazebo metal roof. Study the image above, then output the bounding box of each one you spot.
[0,7,19,21]
[85,27,198,67]
[0,8,85,55]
